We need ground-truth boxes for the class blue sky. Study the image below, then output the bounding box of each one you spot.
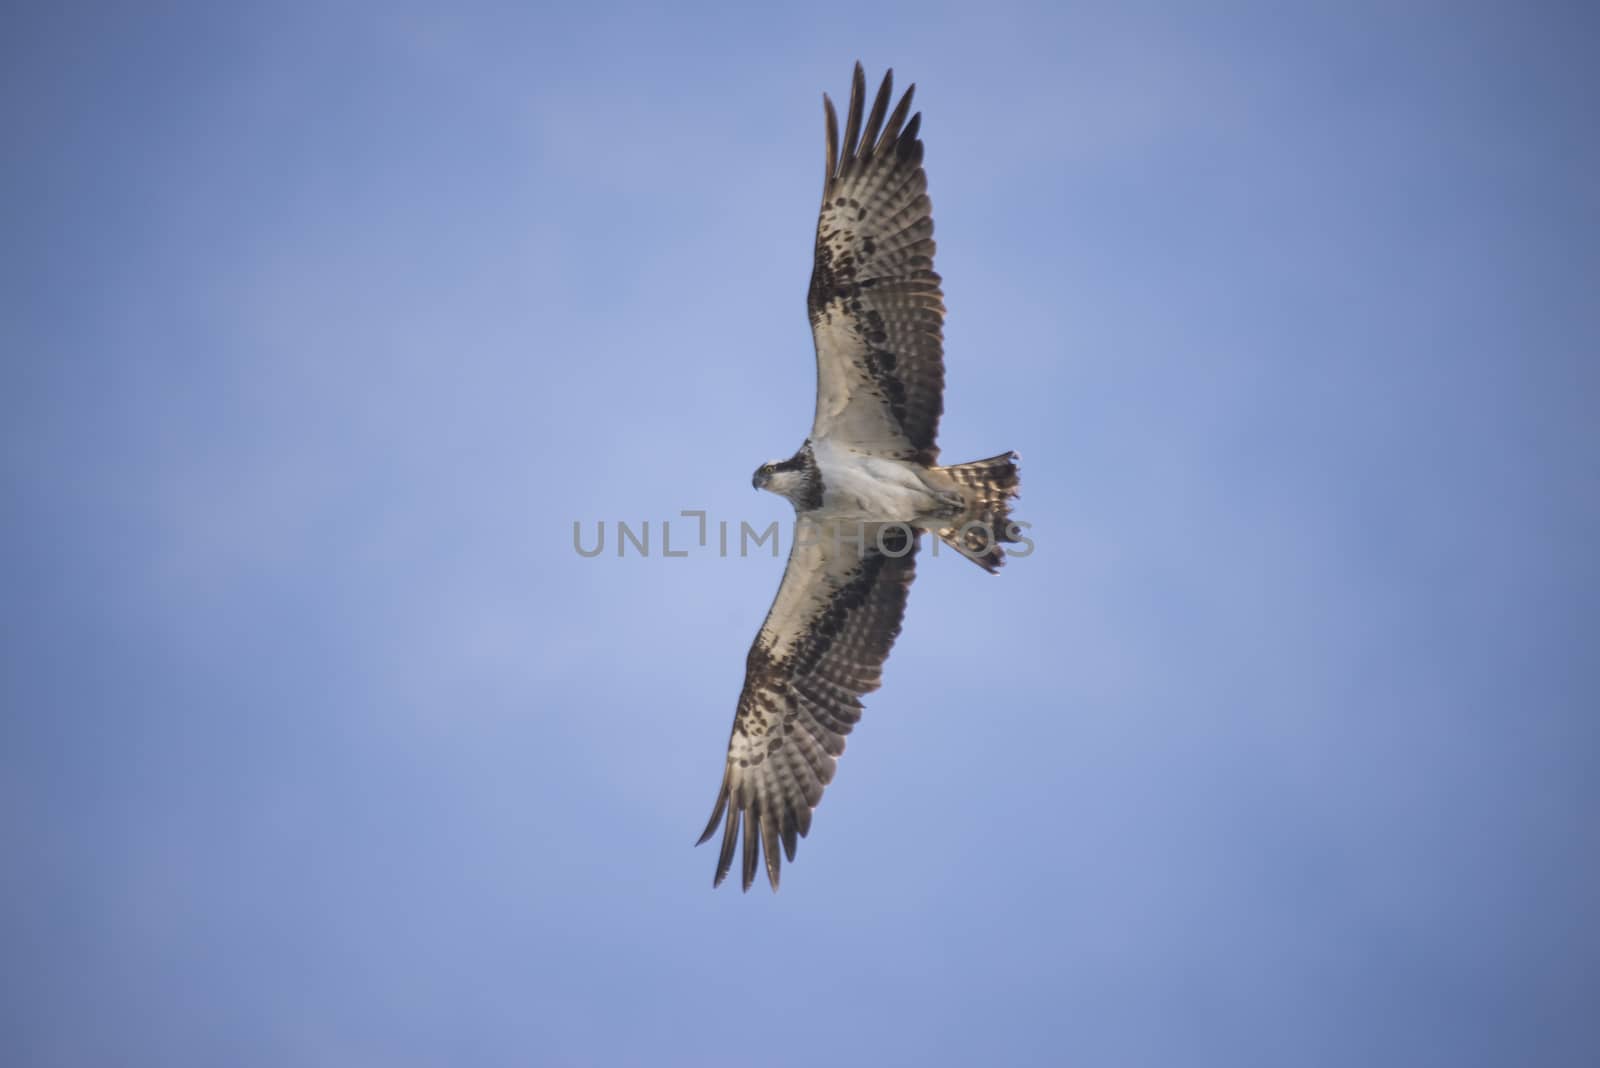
[3,2,1597,1065]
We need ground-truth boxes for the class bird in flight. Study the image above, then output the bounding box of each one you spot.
[697,63,1023,891]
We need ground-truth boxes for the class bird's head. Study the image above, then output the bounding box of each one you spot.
[752,454,815,506]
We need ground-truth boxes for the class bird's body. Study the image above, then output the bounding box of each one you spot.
[698,64,1023,891]
[766,439,953,523]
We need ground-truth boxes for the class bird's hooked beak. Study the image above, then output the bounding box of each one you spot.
[751,468,766,491]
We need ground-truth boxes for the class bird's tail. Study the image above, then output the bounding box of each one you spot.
[934,451,1022,573]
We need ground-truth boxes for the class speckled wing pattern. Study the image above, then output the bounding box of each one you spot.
[697,525,917,891]
[808,64,946,465]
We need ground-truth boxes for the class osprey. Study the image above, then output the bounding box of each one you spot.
[697,64,1023,891]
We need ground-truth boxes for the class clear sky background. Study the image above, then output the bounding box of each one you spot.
[3,2,1597,1065]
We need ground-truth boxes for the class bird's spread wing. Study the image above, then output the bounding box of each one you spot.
[808,64,945,464]
[698,524,918,890]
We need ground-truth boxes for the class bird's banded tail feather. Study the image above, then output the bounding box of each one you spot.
[935,451,1022,573]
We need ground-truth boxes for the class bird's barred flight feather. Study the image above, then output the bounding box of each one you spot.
[809,65,945,465]
[696,524,915,891]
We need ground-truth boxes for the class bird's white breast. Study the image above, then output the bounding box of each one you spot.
[811,439,941,520]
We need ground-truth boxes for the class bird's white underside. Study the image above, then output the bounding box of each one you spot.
[771,437,946,522]
[816,440,944,521]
